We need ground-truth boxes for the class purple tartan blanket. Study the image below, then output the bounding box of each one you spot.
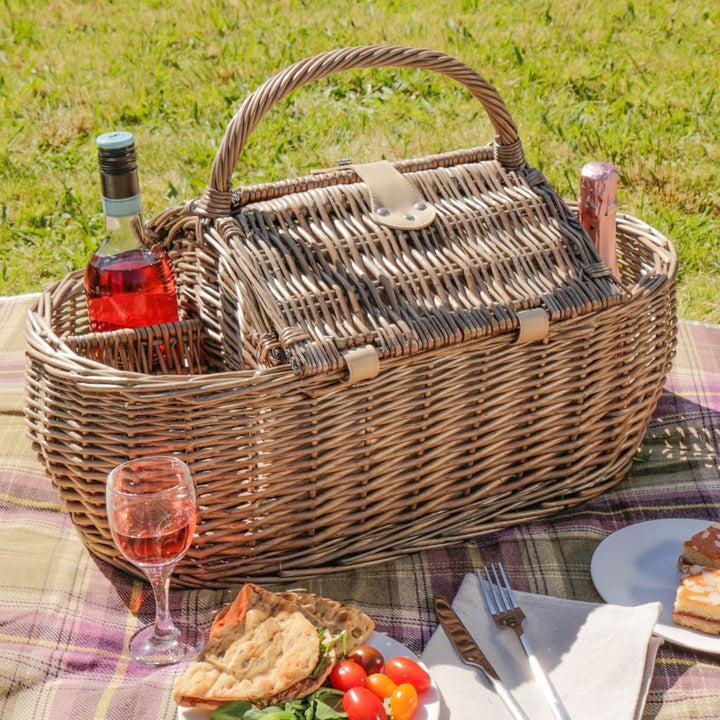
[1,294,719,718]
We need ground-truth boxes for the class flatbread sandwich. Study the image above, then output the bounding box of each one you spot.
[173,582,374,710]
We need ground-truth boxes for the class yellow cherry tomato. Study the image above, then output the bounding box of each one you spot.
[365,672,398,701]
[390,682,418,720]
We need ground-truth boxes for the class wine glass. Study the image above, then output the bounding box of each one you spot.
[106,455,199,665]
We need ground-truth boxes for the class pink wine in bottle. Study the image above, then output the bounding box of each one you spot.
[85,131,178,332]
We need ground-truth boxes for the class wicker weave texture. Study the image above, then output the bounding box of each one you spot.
[212,151,626,377]
[161,46,626,375]
[25,211,676,587]
[24,46,677,587]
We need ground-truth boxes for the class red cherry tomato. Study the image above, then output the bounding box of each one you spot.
[390,683,419,720]
[347,644,385,674]
[330,660,368,692]
[342,686,388,720]
[365,672,397,701]
[385,656,432,693]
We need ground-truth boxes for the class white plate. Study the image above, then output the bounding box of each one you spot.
[178,630,441,719]
[591,518,720,654]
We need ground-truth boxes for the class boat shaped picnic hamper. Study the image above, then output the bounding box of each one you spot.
[24,46,677,588]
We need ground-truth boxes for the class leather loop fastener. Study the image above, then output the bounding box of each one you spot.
[515,308,549,344]
[351,160,437,230]
[342,344,380,384]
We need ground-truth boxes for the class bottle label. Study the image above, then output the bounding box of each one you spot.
[102,194,142,218]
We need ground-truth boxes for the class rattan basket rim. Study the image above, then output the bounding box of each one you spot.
[26,208,677,388]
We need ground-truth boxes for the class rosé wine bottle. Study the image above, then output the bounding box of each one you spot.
[85,131,178,333]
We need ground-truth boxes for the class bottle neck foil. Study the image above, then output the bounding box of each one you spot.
[98,140,141,208]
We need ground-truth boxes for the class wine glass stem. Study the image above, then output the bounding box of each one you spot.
[144,564,177,640]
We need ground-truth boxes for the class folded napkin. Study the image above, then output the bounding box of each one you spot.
[421,574,661,720]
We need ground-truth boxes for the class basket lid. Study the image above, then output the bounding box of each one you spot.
[175,45,626,380]
[216,147,625,379]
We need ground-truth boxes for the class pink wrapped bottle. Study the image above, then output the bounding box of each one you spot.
[579,161,620,280]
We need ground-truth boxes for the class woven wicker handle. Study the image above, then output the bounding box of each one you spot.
[197,45,525,216]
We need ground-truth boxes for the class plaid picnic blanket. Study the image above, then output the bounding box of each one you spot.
[1,294,719,719]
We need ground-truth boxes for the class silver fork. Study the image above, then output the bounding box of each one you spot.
[478,563,572,720]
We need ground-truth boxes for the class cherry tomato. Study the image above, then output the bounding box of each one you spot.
[390,683,419,720]
[365,672,397,701]
[347,644,385,675]
[384,656,432,693]
[342,686,388,720]
[330,660,368,692]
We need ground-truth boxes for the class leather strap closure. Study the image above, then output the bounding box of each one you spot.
[342,344,380,384]
[515,308,549,344]
[350,160,437,230]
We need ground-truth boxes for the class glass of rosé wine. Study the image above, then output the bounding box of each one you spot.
[106,455,199,665]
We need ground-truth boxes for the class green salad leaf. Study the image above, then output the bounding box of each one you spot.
[210,688,347,720]
[309,688,346,719]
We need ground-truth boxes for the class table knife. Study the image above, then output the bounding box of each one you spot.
[434,595,529,720]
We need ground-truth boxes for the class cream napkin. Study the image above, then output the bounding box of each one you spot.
[421,573,661,720]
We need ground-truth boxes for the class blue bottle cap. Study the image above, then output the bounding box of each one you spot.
[96,131,134,150]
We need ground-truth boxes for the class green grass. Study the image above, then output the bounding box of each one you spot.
[1,0,718,321]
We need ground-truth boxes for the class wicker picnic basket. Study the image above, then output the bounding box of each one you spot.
[24,46,677,588]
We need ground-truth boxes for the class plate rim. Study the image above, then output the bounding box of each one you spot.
[178,629,441,720]
[591,517,720,654]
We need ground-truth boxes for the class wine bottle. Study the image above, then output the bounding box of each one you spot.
[84,131,179,333]
[579,161,620,280]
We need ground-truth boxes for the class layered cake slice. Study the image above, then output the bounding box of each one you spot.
[672,563,720,634]
[681,522,720,569]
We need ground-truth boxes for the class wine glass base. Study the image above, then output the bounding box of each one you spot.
[129,623,201,666]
